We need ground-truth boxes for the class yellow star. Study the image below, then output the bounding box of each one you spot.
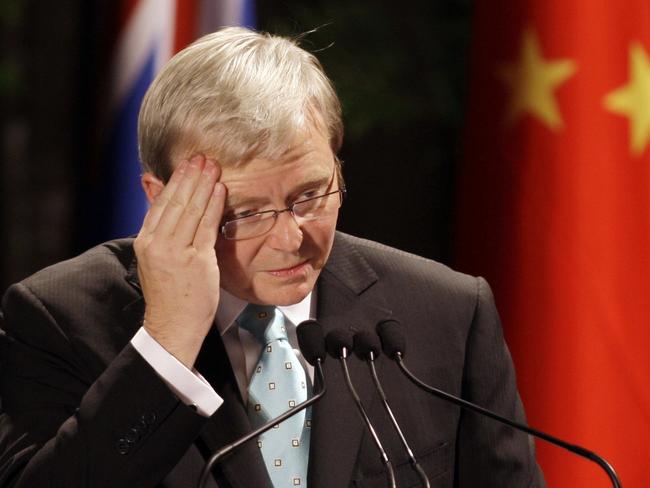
[497,28,577,130]
[604,42,650,156]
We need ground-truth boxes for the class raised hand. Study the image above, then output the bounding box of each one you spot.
[134,155,226,368]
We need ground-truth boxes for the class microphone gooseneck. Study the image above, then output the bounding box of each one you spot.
[325,329,397,488]
[197,321,328,488]
[376,319,623,488]
[354,330,431,488]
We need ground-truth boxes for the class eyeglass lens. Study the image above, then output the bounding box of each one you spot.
[222,190,343,240]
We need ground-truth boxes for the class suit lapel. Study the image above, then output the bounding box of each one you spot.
[308,234,392,488]
[121,257,145,336]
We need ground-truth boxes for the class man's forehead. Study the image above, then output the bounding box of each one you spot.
[223,128,332,174]
[223,163,333,206]
[220,145,335,206]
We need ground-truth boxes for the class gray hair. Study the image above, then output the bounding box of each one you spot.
[138,26,343,181]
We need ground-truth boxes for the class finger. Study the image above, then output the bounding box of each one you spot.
[173,160,221,246]
[140,160,188,234]
[194,181,226,250]
[155,155,206,237]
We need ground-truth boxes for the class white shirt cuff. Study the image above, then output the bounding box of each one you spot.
[131,327,223,417]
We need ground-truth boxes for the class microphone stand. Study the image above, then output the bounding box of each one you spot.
[197,359,327,488]
[339,348,397,488]
[395,353,622,488]
[366,351,430,488]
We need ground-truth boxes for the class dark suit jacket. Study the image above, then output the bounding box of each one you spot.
[0,232,544,487]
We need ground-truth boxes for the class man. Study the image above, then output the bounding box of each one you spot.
[0,27,544,487]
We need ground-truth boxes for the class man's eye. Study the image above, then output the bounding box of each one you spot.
[235,209,257,218]
[225,208,256,220]
[298,189,321,200]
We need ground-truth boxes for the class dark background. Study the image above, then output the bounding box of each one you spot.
[0,0,474,292]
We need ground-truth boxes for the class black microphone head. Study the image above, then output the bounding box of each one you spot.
[325,329,353,359]
[296,320,326,366]
[353,330,382,360]
[376,319,406,359]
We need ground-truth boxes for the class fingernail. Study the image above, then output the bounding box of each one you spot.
[214,182,224,196]
[203,162,216,176]
[177,160,188,174]
[189,155,203,169]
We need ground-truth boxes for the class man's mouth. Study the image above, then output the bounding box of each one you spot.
[266,260,311,277]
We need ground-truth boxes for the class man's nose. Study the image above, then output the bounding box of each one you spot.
[266,210,303,251]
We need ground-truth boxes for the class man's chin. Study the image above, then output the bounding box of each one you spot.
[261,286,312,306]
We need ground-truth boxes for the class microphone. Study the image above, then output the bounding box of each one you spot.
[197,320,328,488]
[325,329,397,488]
[376,319,623,488]
[297,319,327,366]
[354,330,431,488]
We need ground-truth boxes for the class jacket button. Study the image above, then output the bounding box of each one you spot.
[125,427,140,443]
[141,412,157,426]
[116,438,130,455]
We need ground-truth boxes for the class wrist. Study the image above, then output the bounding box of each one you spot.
[143,319,209,369]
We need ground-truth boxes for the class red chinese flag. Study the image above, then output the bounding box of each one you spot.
[456,1,650,486]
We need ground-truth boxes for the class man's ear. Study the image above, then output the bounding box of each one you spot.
[141,172,165,205]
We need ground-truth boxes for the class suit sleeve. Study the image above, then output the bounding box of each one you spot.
[0,283,208,488]
[455,277,546,487]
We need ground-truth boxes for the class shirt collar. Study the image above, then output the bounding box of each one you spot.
[216,288,313,336]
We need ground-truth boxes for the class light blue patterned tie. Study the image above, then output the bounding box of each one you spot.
[237,304,311,487]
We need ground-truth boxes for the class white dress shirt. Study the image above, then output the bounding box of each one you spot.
[131,290,315,417]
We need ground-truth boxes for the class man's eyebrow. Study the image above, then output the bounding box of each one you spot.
[292,173,332,194]
[226,172,333,209]
[225,195,268,210]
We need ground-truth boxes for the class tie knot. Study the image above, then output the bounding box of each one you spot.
[237,304,288,345]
